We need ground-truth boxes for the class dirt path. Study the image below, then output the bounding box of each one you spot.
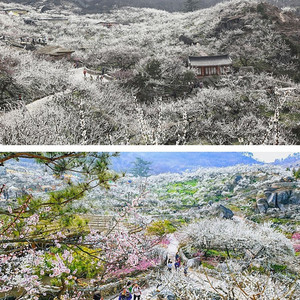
[0,90,70,125]
[166,233,179,260]
[104,234,179,300]
[142,234,226,299]
[70,67,112,84]
[103,233,234,300]
[0,67,112,125]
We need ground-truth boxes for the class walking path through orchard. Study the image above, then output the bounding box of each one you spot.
[106,233,228,300]
[106,234,179,300]
[0,67,113,126]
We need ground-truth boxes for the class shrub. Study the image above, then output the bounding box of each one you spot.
[146,220,176,237]
[270,264,287,273]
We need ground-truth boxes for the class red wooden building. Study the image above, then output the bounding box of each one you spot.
[97,21,118,28]
[188,55,232,77]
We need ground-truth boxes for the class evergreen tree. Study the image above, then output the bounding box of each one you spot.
[293,167,300,179]
[131,157,152,177]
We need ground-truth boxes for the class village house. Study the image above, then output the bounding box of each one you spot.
[97,21,119,28]
[36,45,75,60]
[20,36,47,45]
[188,55,232,77]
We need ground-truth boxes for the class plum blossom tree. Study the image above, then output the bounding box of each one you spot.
[156,264,300,299]
[0,153,161,299]
[181,218,295,264]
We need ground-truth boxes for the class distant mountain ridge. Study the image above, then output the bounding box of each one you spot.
[3,153,263,175]
[0,0,185,12]
[273,153,300,167]
[1,0,299,13]
[4,153,300,175]
[112,152,263,174]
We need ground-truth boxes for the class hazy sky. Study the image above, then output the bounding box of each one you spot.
[251,152,295,163]
[110,151,300,174]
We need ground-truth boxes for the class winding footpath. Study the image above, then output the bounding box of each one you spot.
[106,234,179,300]
[0,67,111,127]
[106,234,225,300]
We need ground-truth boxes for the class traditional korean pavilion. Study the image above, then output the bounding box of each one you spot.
[188,55,232,77]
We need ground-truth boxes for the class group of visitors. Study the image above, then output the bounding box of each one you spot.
[92,252,190,300]
[92,282,142,300]
[83,68,105,81]
[167,252,188,276]
[119,281,142,300]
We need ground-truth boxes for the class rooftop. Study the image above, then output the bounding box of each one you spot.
[188,55,232,67]
[38,17,68,21]
[3,8,29,12]
[36,45,74,56]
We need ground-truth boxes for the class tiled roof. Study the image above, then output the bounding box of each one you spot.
[188,55,232,67]
[36,45,74,56]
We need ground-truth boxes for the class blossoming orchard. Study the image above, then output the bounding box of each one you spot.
[0,153,161,299]
[0,152,300,299]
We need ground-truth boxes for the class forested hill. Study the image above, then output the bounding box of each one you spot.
[1,0,300,13]
[1,0,299,145]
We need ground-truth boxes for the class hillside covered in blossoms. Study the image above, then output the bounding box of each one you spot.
[2,0,300,13]
[0,0,299,145]
[0,152,299,299]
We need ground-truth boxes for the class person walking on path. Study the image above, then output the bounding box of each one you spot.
[167,259,172,272]
[126,281,133,293]
[176,256,181,267]
[83,68,87,79]
[164,255,168,266]
[119,289,132,300]
[93,291,103,300]
[174,260,180,271]
[183,262,188,276]
[132,283,142,300]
